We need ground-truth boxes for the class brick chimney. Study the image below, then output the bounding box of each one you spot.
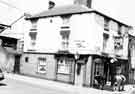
[74,0,92,8]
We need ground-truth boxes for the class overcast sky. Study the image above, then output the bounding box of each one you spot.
[0,0,134,26]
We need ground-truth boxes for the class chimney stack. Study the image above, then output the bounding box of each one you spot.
[48,0,55,10]
[74,0,92,8]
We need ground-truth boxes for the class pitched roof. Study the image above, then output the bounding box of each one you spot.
[26,5,94,19]
[26,5,131,27]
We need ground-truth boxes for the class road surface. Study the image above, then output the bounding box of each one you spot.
[0,78,75,94]
[1,75,134,94]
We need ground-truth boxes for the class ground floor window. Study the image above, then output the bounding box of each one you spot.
[37,57,47,74]
[94,58,104,76]
[57,57,73,74]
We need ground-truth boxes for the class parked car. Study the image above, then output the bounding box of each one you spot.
[0,69,4,81]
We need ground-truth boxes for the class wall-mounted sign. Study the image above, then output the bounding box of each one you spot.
[74,40,86,48]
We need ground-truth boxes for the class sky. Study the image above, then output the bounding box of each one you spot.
[0,0,134,26]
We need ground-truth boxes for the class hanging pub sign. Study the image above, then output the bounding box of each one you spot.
[114,36,123,50]
[37,57,47,74]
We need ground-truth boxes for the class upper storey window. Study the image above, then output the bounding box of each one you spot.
[109,20,119,32]
[121,26,129,37]
[103,33,109,52]
[61,15,71,26]
[95,14,104,28]
[118,24,122,35]
[60,15,71,50]
[104,18,109,31]
[30,19,38,31]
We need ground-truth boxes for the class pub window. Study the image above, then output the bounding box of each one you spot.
[95,14,104,28]
[114,36,123,50]
[61,15,71,25]
[95,63,104,76]
[17,40,24,51]
[37,57,47,74]
[118,24,122,35]
[121,26,126,36]
[94,58,104,76]
[109,21,118,32]
[60,27,70,50]
[29,31,37,47]
[104,18,109,31]
[25,57,29,63]
[30,19,38,31]
[57,58,71,74]
[103,33,109,51]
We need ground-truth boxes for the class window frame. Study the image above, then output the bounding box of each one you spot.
[57,57,72,75]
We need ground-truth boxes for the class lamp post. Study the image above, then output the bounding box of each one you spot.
[74,52,80,85]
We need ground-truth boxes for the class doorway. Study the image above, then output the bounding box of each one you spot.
[14,55,21,74]
[74,60,85,86]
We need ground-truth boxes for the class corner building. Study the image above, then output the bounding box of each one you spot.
[21,5,131,87]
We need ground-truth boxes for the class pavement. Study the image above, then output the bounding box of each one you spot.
[3,73,135,94]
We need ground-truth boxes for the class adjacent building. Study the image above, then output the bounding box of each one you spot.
[0,13,30,73]
[128,31,135,84]
[0,24,21,73]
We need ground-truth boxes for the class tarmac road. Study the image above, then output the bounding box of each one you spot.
[0,78,76,94]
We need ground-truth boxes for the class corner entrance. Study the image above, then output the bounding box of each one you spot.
[74,60,85,86]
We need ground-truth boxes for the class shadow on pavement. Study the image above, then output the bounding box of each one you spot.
[0,83,7,86]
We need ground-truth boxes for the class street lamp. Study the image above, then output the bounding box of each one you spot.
[110,57,118,64]
[75,52,80,60]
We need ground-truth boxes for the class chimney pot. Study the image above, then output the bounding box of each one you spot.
[48,1,55,9]
[74,0,92,8]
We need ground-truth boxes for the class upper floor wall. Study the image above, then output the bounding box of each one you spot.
[93,13,129,58]
[24,12,130,59]
[24,13,101,54]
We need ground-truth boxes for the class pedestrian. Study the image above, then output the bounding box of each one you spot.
[113,72,126,91]
[113,72,122,91]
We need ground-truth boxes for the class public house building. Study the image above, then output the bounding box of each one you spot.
[21,4,132,87]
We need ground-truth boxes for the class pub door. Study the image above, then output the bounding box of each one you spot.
[13,55,21,74]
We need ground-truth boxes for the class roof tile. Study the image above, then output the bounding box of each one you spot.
[27,5,94,19]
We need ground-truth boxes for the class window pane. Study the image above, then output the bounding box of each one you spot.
[57,58,71,74]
